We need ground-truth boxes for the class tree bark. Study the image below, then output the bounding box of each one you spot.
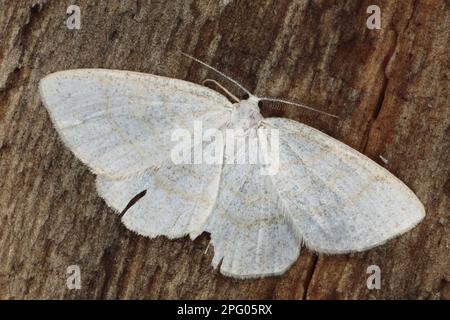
[0,0,448,299]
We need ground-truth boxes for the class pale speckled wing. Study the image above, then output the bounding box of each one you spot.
[96,141,223,239]
[263,117,425,254]
[205,129,301,278]
[39,69,232,179]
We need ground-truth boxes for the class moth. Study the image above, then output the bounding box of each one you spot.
[39,54,425,278]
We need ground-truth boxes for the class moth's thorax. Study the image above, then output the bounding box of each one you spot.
[229,96,263,130]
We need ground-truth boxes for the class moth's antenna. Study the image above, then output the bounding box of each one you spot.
[259,97,339,119]
[181,52,251,96]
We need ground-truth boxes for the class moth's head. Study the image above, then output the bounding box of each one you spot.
[238,94,261,110]
[229,94,263,130]
[241,94,262,109]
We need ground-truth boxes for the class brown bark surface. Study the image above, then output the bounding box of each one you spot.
[0,0,448,299]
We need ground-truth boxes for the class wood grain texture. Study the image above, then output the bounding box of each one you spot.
[0,0,448,299]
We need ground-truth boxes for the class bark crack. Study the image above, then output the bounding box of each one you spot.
[302,254,318,300]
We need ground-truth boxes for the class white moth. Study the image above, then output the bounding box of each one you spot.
[39,55,425,279]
